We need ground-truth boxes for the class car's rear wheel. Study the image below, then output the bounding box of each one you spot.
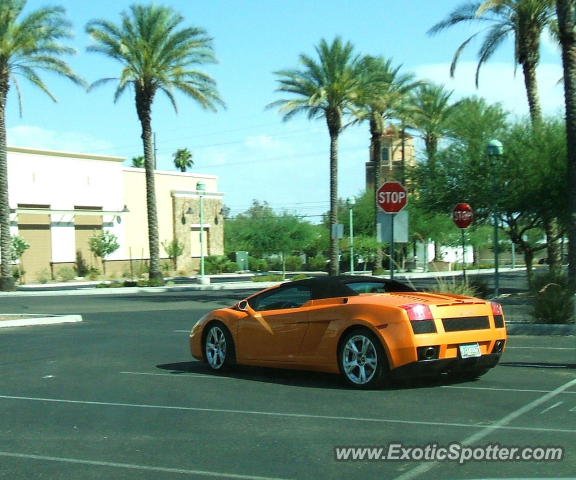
[204,322,235,371]
[339,328,389,389]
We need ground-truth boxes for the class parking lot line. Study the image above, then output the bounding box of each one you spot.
[443,385,576,394]
[120,371,233,379]
[506,346,575,350]
[0,393,574,434]
[0,451,292,480]
[393,377,576,480]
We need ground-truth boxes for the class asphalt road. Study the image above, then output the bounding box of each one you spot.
[0,290,574,480]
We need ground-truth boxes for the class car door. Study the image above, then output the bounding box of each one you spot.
[238,284,312,362]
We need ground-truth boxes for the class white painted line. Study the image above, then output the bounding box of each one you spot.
[443,385,576,395]
[0,451,292,480]
[173,330,191,333]
[506,346,575,350]
[394,377,576,480]
[0,394,574,434]
[0,315,82,328]
[505,364,568,368]
[539,401,563,415]
[120,371,232,380]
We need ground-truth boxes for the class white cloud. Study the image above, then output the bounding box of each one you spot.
[413,61,564,117]
[244,134,278,149]
[7,125,117,156]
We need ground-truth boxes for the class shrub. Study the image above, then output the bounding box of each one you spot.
[434,277,479,297]
[252,274,283,282]
[530,272,574,324]
[76,251,89,277]
[291,274,310,281]
[249,257,269,272]
[306,254,327,271]
[87,267,100,281]
[224,261,238,273]
[467,277,490,298]
[56,266,76,282]
[36,269,51,284]
[285,255,303,271]
[205,255,229,274]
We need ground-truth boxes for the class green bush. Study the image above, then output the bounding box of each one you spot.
[306,254,327,271]
[290,274,310,281]
[252,274,283,282]
[530,272,574,324]
[285,255,303,271]
[56,266,76,282]
[205,255,229,274]
[36,269,51,284]
[249,257,269,272]
[224,261,238,273]
[434,277,479,297]
[87,267,100,281]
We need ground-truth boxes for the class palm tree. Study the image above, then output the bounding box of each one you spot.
[408,83,459,166]
[0,0,83,291]
[269,37,365,276]
[131,155,145,168]
[86,4,223,283]
[408,83,460,262]
[428,0,556,124]
[555,0,576,289]
[355,56,421,192]
[173,148,194,172]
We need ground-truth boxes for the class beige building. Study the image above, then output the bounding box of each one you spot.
[6,146,224,282]
[365,126,416,190]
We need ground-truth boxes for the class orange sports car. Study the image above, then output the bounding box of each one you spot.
[189,275,507,388]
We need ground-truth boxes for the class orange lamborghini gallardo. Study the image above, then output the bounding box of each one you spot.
[190,275,507,388]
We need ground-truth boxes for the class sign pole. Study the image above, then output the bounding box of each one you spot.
[390,214,395,280]
[461,228,466,281]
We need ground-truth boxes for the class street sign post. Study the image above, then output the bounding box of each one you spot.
[377,182,408,279]
[452,203,474,280]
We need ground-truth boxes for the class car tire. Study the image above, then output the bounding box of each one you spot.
[203,322,235,371]
[338,328,389,389]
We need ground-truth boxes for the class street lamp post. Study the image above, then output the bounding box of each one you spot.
[348,198,355,274]
[487,139,504,297]
[196,181,208,284]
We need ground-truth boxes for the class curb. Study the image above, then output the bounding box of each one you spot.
[0,314,83,328]
[0,282,280,297]
[506,322,576,336]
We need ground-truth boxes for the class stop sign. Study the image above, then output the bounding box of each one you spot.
[452,203,474,229]
[377,182,408,213]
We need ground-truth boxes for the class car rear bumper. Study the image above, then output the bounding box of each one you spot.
[391,353,502,378]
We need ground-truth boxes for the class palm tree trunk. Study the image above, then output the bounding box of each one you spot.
[556,0,576,291]
[370,113,383,192]
[521,60,543,125]
[136,88,163,284]
[0,78,14,291]
[327,109,341,276]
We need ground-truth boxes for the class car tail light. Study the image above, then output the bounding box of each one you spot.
[491,302,505,328]
[402,303,433,321]
[402,303,436,334]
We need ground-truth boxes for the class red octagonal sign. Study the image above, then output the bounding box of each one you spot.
[377,182,408,214]
[452,203,474,229]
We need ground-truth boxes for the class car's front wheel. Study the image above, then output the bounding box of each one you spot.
[203,322,235,371]
[339,328,389,389]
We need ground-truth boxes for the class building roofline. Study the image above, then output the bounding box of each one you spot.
[8,145,125,163]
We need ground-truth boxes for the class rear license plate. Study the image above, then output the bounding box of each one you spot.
[459,343,481,358]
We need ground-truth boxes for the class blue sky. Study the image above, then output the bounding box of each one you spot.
[7,0,564,220]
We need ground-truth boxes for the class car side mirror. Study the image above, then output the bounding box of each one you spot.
[238,300,250,312]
